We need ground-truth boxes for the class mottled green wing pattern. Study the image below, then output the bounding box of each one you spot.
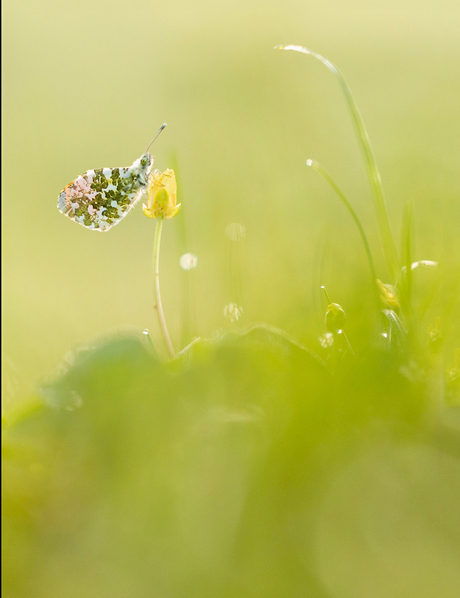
[57,154,153,231]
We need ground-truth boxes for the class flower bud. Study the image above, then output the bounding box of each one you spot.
[143,168,180,219]
[325,302,346,332]
[377,279,400,312]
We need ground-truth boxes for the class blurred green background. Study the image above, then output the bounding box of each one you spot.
[3,0,459,400]
[3,1,460,597]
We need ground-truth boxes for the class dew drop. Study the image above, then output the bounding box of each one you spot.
[319,332,334,348]
[179,253,198,271]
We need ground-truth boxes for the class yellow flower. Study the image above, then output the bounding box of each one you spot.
[143,168,180,219]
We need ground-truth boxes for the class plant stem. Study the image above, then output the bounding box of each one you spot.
[277,44,399,279]
[309,159,379,305]
[153,217,175,359]
[321,285,332,304]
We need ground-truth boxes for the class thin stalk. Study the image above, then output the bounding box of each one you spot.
[400,202,414,315]
[321,285,332,305]
[321,286,356,359]
[340,330,356,359]
[310,160,379,305]
[276,44,399,279]
[153,217,175,359]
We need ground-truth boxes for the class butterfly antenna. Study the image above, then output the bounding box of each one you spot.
[144,123,167,154]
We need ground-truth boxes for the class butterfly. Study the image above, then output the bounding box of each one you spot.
[57,124,166,231]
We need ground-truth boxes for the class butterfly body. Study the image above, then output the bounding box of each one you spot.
[57,152,154,231]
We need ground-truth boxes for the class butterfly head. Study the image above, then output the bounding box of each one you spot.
[140,153,154,169]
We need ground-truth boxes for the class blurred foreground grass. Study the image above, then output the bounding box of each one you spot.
[3,321,460,598]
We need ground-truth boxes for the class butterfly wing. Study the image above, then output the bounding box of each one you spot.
[57,154,153,231]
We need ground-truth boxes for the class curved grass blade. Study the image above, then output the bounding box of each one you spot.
[276,44,398,279]
[307,159,379,304]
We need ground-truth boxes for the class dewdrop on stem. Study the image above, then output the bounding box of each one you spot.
[325,303,346,333]
[321,286,346,332]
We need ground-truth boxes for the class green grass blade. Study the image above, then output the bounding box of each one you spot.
[307,159,378,302]
[400,202,414,313]
[276,44,399,279]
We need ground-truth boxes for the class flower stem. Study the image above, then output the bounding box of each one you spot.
[153,217,175,359]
